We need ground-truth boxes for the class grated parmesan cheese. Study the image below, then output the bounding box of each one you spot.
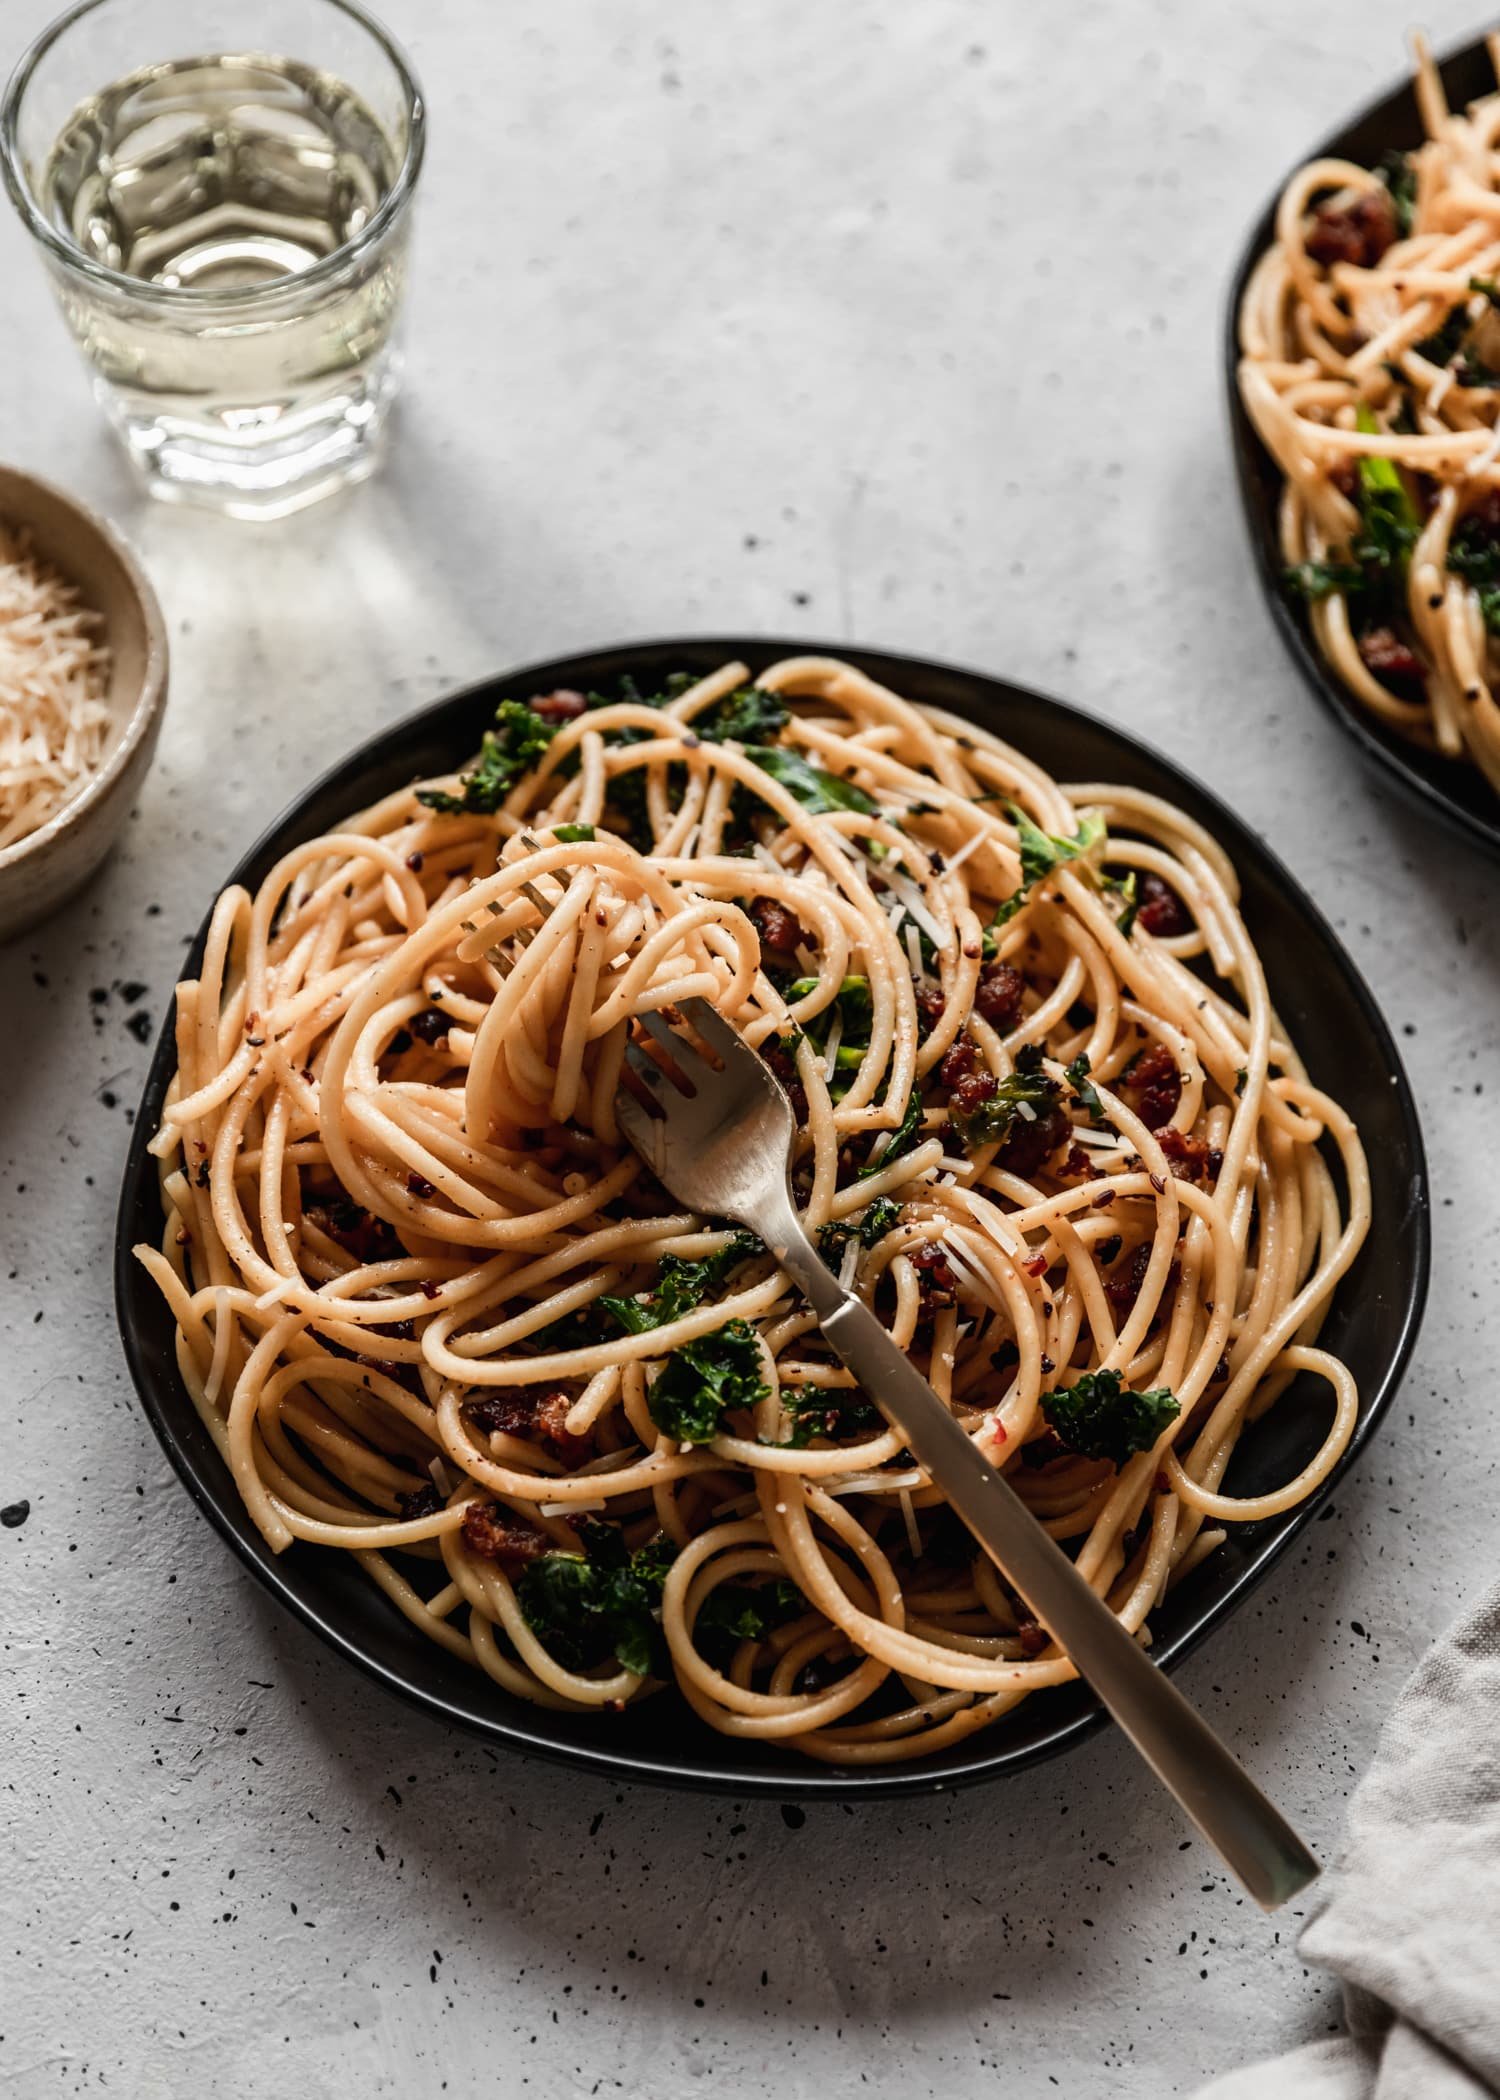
[957,1188,1024,1258]
[821,1000,844,1081]
[940,827,990,875]
[905,921,925,985]
[0,526,111,851]
[878,862,949,950]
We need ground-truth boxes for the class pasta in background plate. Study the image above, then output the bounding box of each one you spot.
[1239,31,1500,795]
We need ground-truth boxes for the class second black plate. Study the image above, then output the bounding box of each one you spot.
[1226,30,1500,863]
[115,637,1430,1797]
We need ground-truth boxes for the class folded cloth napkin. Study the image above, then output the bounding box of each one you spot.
[1198,1580,1500,2100]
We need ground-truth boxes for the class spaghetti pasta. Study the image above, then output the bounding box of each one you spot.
[138,655,1369,1763]
[1238,32,1500,793]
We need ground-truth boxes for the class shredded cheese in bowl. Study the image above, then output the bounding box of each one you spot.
[0,525,110,851]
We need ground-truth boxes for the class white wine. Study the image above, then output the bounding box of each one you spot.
[45,53,397,288]
[35,52,414,515]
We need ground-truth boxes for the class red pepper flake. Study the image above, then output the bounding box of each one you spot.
[406,1172,436,1199]
[1023,1253,1048,1277]
[1092,1188,1116,1209]
[1017,1621,1049,1657]
[990,1420,1008,1445]
[1148,1171,1166,1194]
[406,850,425,872]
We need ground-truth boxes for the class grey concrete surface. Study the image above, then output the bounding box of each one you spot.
[3,2,1497,2094]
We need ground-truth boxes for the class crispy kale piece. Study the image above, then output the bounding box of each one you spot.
[599,1233,762,1336]
[1040,1369,1180,1468]
[648,1320,768,1444]
[418,701,555,814]
[516,1524,676,1676]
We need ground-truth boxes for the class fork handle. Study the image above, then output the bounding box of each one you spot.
[772,1229,1319,1910]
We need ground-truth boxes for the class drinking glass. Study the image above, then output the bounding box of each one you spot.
[1,0,425,518]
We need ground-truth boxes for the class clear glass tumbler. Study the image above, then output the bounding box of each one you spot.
[1,0,424,518]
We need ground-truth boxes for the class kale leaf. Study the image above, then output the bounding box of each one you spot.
[817,1196,901,1267]
[1377,147,1416,236]
[1354,411,1420,554]
[1282,406,1420,617]
[1442,508,1500,628]
[585,673,699,847]
[417,701,556,814]
[981,809,1108,947]
[1283,559,1369,602]
[856,1088,924,1179]
[693,1577,804,1664]
[1012,805,1107,884]
[951,1042,1060,1148]
[771,1385,883,1448]
[1108,869,1139,935]
[693,684,791,745]
[1415,302,1469,369]
[554,822,596,843]
[648,1319,768,1443]
[599,1233,762,1337]
[1040,1368,1180,1468]
[1065,1052,1106,1125]
[1446,511,1500,585]
[745,745,878,816]
[785,974,874,1097]
[516,1525,676,1677]
[588,671,698,713]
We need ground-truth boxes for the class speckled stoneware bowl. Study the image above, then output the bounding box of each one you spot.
[0,465,167,942]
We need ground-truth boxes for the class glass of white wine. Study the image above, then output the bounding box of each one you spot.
[1,0,424,518]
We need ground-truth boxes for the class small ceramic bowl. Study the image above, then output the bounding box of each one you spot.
[0,464,168,942]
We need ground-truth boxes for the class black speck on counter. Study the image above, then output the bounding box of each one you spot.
[2,1499,31,1528]
[117,979,148,1004]
[125,1010,154,1043]
[89,986,109,1005]
[780,1804,805,1830]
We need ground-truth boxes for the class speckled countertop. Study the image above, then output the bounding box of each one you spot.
[3,2,1497,2093]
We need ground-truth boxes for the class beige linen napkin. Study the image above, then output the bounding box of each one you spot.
[1198,1580,1500,2100]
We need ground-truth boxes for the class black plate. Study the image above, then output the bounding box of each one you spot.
[115,638,1430,1797]
[1226,31,1500,863]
